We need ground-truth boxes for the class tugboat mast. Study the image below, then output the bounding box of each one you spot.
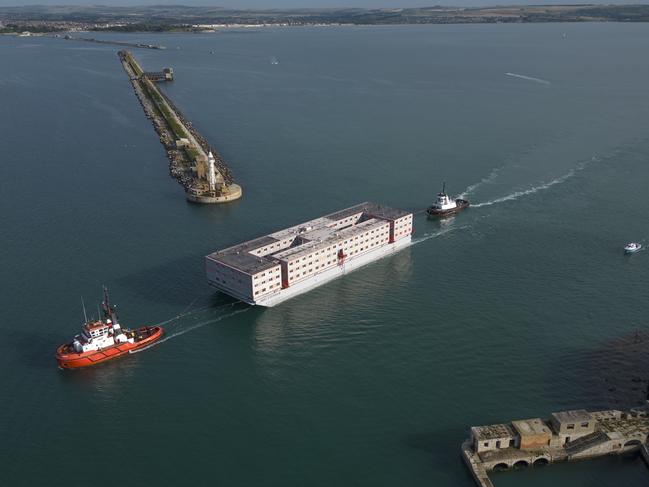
[101,285,110,318]
[101,286,118,324]
[81,296,88,323]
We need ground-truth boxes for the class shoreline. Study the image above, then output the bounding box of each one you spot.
[4,4,649,34]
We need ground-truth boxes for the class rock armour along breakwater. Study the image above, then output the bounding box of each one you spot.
[118,50,242,203]
[59,34,166,50]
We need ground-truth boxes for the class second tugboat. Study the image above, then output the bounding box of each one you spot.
[55,287,164,369]
[427,183,470,217]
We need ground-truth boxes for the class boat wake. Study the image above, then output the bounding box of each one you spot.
[153,305,210,328]
[505,72,551,85]
[412,225,468,245]
[472,158,594,208]
[132,302,250,352]
[472,173,572,208]
[457,167,501,199]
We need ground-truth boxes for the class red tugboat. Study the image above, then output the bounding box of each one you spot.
[56,287,164,369]
[426,182,470,217]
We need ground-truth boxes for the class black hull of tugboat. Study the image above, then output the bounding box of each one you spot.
[427,199,470,217]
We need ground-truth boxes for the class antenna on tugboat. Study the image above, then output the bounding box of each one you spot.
[442,181,446,194]
[102,285,110,318]
[103,285,110,308]
[81,296,88,323]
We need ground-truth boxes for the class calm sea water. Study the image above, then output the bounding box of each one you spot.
[2,24,649,486]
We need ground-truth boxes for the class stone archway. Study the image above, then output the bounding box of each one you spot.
[624,439,642,448]
[533,457,549,467]
[493,463,509,472]
[513,460,529,469]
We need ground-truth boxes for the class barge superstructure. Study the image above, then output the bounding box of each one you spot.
[206,202,413,306]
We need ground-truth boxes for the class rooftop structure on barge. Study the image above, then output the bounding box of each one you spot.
[206,202,413,306]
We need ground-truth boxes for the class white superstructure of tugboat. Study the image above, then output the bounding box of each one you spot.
[624,242,642,254]
[427,183,470,217]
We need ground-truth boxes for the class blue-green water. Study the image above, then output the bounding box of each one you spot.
[2,24,649,486]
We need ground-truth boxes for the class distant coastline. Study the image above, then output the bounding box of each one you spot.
[3,4,649,34]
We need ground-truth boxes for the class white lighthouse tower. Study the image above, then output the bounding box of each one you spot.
[207,151,217,192]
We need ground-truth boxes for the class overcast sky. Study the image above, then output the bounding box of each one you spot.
[0,1,638,8]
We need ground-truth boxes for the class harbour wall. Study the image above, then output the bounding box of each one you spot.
[59,34,165,50]
[118,50,241,203]
[462,406,649,487]
[461,442,494,487]
[187,185,242,203]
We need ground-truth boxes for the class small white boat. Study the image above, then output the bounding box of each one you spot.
[624,242,642,253]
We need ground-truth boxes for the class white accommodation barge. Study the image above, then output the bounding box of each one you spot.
[205,202,413,306]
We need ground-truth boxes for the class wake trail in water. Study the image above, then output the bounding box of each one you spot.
[412,225,468,245]
[132,307,250,353]
[458,167,502,199]
[151,300,237,329]
[505,72,551,85]
[153,306,209,328]
[472,158,594,208]
[473,174,571,208]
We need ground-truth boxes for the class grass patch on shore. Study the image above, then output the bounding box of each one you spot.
[142,79,188,139]
[124,54,144,77]
[184,145,199,159]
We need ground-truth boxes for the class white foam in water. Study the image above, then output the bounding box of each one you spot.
[153,305,211,328]
[457,167,502,199]
[131,306,250,353]
[472,158,595,208]
[505,72,551,85]
[412,225,468,245]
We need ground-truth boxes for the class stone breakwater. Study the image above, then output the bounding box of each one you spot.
[119,50,194,191]
[157,90,234,186]
[118,50,241,203]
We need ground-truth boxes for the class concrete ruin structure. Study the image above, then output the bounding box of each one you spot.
[462,404,649,487]
[512,418,553,449]
[549,409,596,445]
